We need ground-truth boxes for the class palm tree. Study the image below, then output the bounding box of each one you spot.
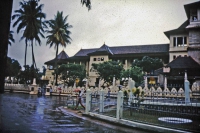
[12,0,46,69]
[46,11,72,85]
[8,31,15,46]
[81,0,91,10]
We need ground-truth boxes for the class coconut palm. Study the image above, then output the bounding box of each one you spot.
[81,0,91,10]
[12,0,46,69]
[45,11,72,85]
[8,31,15,46]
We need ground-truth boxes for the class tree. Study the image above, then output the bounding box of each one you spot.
[120,66,143,87]
[92,61,124,86]
[5,57,21,83]
[12,0,46,69]
[132,56,163,74]
[8,31,15,46]
[81,0,91,10]
[57,63,86,87]
[45,11,72,85]
[18,65,40,84]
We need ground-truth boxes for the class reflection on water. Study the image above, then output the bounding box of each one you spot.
[0,93,146,133]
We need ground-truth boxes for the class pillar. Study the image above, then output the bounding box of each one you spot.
[184,71,190,103]
[164,76,167,89]
[144,76,148,88]
[85,88,92,114]
[184,80,190,103]
[116,90,123,120]
[175,37,177,47]
[113,76,115,87]
[125,59,128,70]
[99,89,104,113]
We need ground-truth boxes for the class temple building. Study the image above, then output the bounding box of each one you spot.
[44,1,200,87]
[44,43,169,86]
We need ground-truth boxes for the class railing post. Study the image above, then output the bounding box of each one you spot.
[99,89,104,113]
[116,90,123,120]
[85,88,91,114]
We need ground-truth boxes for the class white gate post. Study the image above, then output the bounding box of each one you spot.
[116,90,123,120]
[184,80,190,103]
[99,89,104,113]
[85,88,92,114]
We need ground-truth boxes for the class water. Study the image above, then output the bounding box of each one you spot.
[0,93,147,133]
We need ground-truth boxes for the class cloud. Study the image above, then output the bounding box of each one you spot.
[8,0,196,71]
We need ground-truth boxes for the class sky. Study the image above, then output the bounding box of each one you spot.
[8,0,197,72]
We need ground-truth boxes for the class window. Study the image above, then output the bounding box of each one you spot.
[177,37,182,46]
[49,65,53,69]
[101,57,104,61]
[184,37,187,46]
[98,58,100,61]
[190,9,197,21]
[173,37,187,47]
[173,37,176,47]
[173,55,176,60]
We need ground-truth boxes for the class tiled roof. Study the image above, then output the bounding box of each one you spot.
[57,50,69,59]
[44,44,169,65]
[90,44,114,55]
[164,20,188,39]
[110,44,169,54]
[166,56,200,69]
[74,48,97,56]
[73,44,169,57]
[44,50,69,64]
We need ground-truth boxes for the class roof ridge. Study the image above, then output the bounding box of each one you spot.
[109,43,169,48]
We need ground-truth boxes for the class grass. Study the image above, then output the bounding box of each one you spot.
[103,108,200,132]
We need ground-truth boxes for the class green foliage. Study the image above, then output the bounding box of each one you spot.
[92,61,124,85]
[18,65,40,84]
[8,31,15,46]
[120,66,143,86]
[5,57,21,77]
[12,0,46,67]
[81,0,91,10]
[133,88,140,97]
[45,11,72,48]
[45,11,72,85]
[57,63,86,86]
[132,56,163,73]
[124,90,128,98]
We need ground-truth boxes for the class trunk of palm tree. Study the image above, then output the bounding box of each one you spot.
[0,0,13,93]
[31,40,37,69]
[24,39,27,67]
[30,40,38,84]
[55,43,59,85]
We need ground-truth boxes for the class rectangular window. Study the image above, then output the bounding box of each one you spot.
[98,58,100,61]
[190,9,197,21]
[93,58,96,61]
[177,37,183,46]
[101,57,104,61]
[173,55,176,60]
[173,37,176,47]
[184,37,187,45]
[173,37,187,47]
